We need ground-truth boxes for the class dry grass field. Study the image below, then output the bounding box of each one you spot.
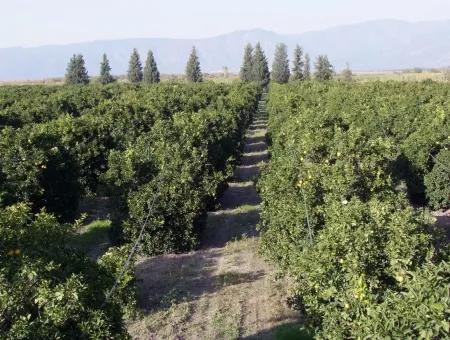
[2,69,448,86]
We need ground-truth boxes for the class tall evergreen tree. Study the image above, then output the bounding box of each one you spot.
[291,45,304,81]
[185,47,203,82]
[314,55,334,81]
[251,42,270,86]
[127,48,143,83]
[303,53,311,80]
[143,50,160,84]
[271,43,290,84]
[240,43,253,82]
[65,54,89,85]
[99,53,115,84]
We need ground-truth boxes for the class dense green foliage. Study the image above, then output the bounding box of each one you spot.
[65,54,90,85]
[0,81,259,243]
[258,81,450,338]
[127,49,143,83]
[291,45,304,81]
[0,85,124,219]
[99,54,115,85]
[185,47,203,83]
[240,43,254,82]
[271,43,290,84]
[424,149,450,210]
[0,81,260,337]
[251,43,270,87]
[0,84,123,128]
[0,204,135,338]
[104,83,260,253]
[143,50,160,84]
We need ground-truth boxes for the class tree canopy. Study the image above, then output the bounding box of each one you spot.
[251,43,270,86]
[271,43,290,84]
[65,54,89,85]
[99,54,115,84]
[291,45,304,81]
[143,50,160,84]
[127,48,143,83]
[314,55,334,81]
[185,47,203,82]
[240,43,253,82]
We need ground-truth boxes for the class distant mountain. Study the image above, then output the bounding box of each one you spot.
[1,19,449,80]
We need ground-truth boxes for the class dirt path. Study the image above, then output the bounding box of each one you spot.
[128,95,299,340]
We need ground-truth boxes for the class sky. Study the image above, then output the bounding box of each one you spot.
[1,0,450,48]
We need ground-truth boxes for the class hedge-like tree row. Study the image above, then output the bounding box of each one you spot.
[0,82,260,337]
[0,83,249,217]
[104,83,260,253]
[0,83,230,129]
[258,81,449,338]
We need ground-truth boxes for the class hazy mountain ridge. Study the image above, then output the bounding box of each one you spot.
[1,19,449,80]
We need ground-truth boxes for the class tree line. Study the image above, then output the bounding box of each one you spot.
[66,43,339,86]
[65,47,202,85]
[240,42,335,84]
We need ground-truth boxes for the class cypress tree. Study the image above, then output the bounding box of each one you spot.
[99,53,115,84]
[291,45,304,81]
[314,55,334,81]
[127,48,143,83]
[251,42,270,86]
[65,54,89,85]
[240,43,253,82]
[303,53,311,80]
[143,50,160,83]
[271,43,290,84]
[185,46,203,82]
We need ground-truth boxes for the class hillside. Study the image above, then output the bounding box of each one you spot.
[0,19,449,80]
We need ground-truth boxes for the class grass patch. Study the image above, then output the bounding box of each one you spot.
[159,288,188,309]
[216,271,243,287]
[212,308,240,340]
[69,219,111,253]
[274,323,314,340]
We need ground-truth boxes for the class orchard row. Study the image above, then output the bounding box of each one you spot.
[0,82,260,337]
[258,81,449,338]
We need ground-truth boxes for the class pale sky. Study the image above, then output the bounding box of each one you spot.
[1,0,450,48]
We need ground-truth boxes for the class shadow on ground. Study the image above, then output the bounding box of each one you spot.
[234,165,262,181]
[434,210,450,242]
[135,248,265,314]
[241,151,269,166]
[201,207,260,248]
[245,135,266,144]
[244,141,267,153]
[249,124,268,130]
[242,322,313,340]
[219,182,261,209]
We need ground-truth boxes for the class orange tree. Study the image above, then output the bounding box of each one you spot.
[0,204,135,338]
